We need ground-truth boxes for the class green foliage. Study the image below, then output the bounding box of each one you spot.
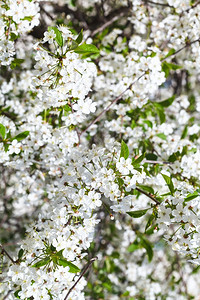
[128,235,154,262]
[163,48,175,59]
[48,26,63,47]
[10,58,24,69]
[74,43,100,56]
[75,29,83,44]
[184,191,199,202]
[127,208,149,218]
[132,153,145,166]
[57,258,80,273]
[120,140,129,159]
[162,61,182,78]
[11,131,29,142]
[31,242,80,273]
[158,95,175,107]
[161,174,175,195]
[0,123,6,139]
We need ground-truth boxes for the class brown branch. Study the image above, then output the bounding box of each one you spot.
[162,38,200,59]
[0,245,15,264]
[81,36,200,137]
[185,0,200,12]
[69,100,81,145]
[136,187,160,205]
[80,72,146,136]
[142,0,173,7]
[144,160,172,164]
[3,291,12,300]
[91,10,130,37]
[64,257,97,300]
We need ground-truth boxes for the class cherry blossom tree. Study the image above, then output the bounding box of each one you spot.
[1,0,200,299]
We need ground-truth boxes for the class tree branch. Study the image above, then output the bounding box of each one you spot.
[0,245,15,264]
[64,257,97,300]
[142,0,173,8]
[136,187,160,205]
[80,72,146,137]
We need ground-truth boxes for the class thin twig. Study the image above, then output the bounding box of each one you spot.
[162,38,200,59]
[144,160,172,164]
[136,187,160,205]
[80,72,145,136]
[81,37,200,137]
[185,0,200,12]
[70,100,81,145]
[3,290,12,300]
[64,257,97,300]
[91,11,128,37]
[142,0,173,8]
[0,245,15,264]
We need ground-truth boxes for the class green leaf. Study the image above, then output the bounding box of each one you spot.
[181,125,188,139]
[132,153,145,166]
[153,103,166,124]
[159,95,175,107]
[127,241,141,252]
[69,40,79,51]
[162,61,182,78]
[10,32,19,41]
[14,289,21,299]
[146,153,157,161]
[10,58,24,69]
[32,257,50,268]
[58,258,80,273]
[0,123,6,139]
[74,43,99,55]
[75,29,83,44]
[156,133,167,140]
[22,16,33,21]
[140,236,153,262]
[12,131,29,142]
[18,249,24,260]
[120,140,129,160]
[137,185,154,195]
[143,120,153,128]
[145,214,155,232]
[184,191,199,202]
[161,174,175,195]
[48,26,63,47]
[127,209,149,218]
[163,48,175,59]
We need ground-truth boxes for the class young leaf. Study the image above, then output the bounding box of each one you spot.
[10,58,24,69]
[18,249,24,260]
[12,131,29,142]
[75,29,83,44]
[181,125,188,139]
[184,191,199,202]
[132,153,145,166]
[0,123,6,139]
[48,26,63,47]
[74,43,99,55]
[127,241,141,252]
[156,133,167,140]
[120,140,129,159]
[137,185,154,195]
[161,174,175,195]
[58,258,80,273]
[145,214,155,232]
[32,257,50,268]
[163,48,175,59]
[140,236,153,262]
[159,95,175,107]
[127,209,149,218]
